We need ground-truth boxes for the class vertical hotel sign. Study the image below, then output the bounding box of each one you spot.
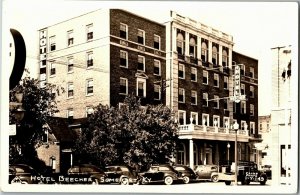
[39,29,47,88]
[234,65,241,103]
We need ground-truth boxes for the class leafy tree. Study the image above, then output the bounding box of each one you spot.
[9,76,61,171]
[73,95,179,171]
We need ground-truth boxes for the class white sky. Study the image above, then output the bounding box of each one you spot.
[2,0,298,116]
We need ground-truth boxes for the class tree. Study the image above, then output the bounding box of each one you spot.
[73,95,179,171]
[9,76,61,171]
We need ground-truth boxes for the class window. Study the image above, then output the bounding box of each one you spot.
[154,84,161,100]
[178,88,185,103]
[241,101,246,114]
[137,78,146,97]
[224,76,228,89]
[214,95,219,109]
[177,32,184,55]
[267,123,270,130]
[189,37,196,57]
[201,41,208,62]
[202,113,209,126]
[67,108,74,120]
[203,70,208,84]
[67,30,74,46]
[259,123,262,131]
[191,90,197,105]
[86,24,93,41]
[68,57,74,73]
[191,67,197,82]
[120,50,128,68]
[250,104,254,116]
[241,121,247,130]
[178,110,186,125]
[120,78,128,95]
[137,29,145,45]
[222,49,228,67]
[212,45,218,66]
[154,34,160,50]
[190,112,198,125]
[250,86,254,98]
[214,73,219,87]
[50,36,56,51]
[67,83,74,98]
[213,115,220,127]
[154,60,161,75]
[224,98,228,110]
[233,102,236,113]
[202,93,208,107]
[240,64,245,76]
[86,79,93,96]
[138,55,145,72]
[87,52,93,68]
[178,64,185,79]
[86,107,94,117]
[250,122,255,134]
[120,23,127,39]
[50,63,55,76]
[249,67,254,78]
[241,84,245,95]
[223,117,230,128]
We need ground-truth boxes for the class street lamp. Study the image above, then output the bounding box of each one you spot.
[233,121,239,185]
[227,142,230,161]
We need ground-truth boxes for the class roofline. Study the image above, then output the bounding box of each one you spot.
[233,50,258,62]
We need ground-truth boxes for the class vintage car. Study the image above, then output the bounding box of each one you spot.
[104,165,140,185]
[139,164,181,185]
[194,164,219,182]
[9,164,43,184]
[261,165,272,179]
[173,165,197,184]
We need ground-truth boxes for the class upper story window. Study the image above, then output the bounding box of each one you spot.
[177,32,184,55]
[203,70,208,84]
[120,23,128,39]
[224,76,228,89]
[154,84,161,100]
[86,79,93,96]
[137,29,145,45]
[178,88,185,103]
[201,41,208,62]
[190,112,198,125]
[249,67,254,78]
[222,49,228,67]
[120,50,128,68]
[86,24,93,41]
[250,122,255,134]
[154,34,160,50]
[178,110,186,125]
[67,30,74,46]
[214,73,219,87]
[87,52,93,68]
[250,104,255,116]
[120,77,128,95]
[138,55,145,72]
[202,113,209,126]
[250,86,255,98]
[137,78,146,97]
[213,95,219,109]
[49,36,56,51]
[191,67,197,82]
[67,82,74,98]
[67,108,74,120]
[223,117,230,128]
[213,115,220,127]
[240,64,245,76]
[241,120,247,130]
[241,84,245,95]
[50,62,55,76]
[189,36,197,58]
[68,57,74,73]
[241,101,246,114]
[154,60,161,75]
[224,98,228,110]
[191,90,197,105]
[178,64,185,79]
[202,93,208,107]
[212,44,219,66]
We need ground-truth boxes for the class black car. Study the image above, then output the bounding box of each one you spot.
[173,165,197,184]
[64,164,107,184]
[105,165,139,185]
[9,164,43,184]
[139,164,181,185]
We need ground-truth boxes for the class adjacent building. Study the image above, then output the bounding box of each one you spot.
[258,115,272,167]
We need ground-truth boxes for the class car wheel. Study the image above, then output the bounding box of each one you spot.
[225,181,231,185]
[120,177,129,185]
[164,176,173,185]
[259,176,266,185]
[211,175,219,183]
[183,176,190,184]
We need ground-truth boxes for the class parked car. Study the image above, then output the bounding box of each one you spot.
[105,165,140,185]
[261,165,272,179]
[194,165,219,182]
[173,165,197,184]
[65,164,107,184]
[139,164,181,185]
[9,164,43,184]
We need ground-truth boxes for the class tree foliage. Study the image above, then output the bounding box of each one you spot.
[73,95,179,170]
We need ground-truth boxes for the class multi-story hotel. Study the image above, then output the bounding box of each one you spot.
[165,11,260,169]
[38,9,259,169]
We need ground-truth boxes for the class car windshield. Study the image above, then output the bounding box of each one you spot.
[174,166,185,171]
